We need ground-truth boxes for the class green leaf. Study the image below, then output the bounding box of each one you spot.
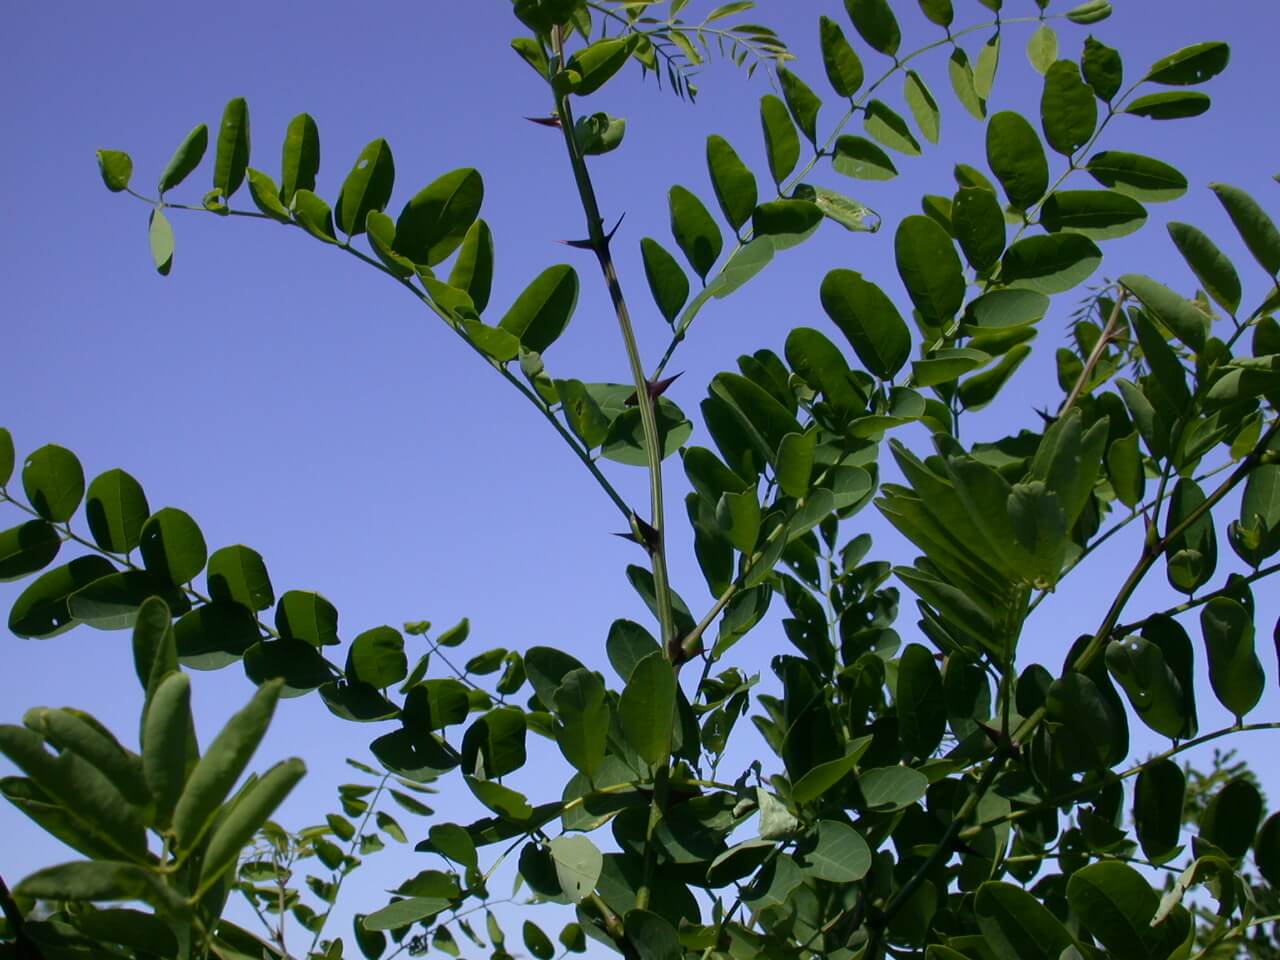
[856,765,928,811]
[1146,41,1230,86]
[562,37,630,96]
[951,186,1006,273]
[523,920,555,960]
[1040,190,1147,241]
[904,71,940,145]
[447,219,495,313]
[202,757,307,896]
[948,48,985,121]
[624,910,681,960]
[1026,26,1058,76]
[9,555,116,638]
[346,626,407,688]
[818,16,863,97]
[986,111,1049,210]
[917,0,953,28]
[1200,597,1264,719]
[776,431,816,499]
[1125,91,1211,120]
[395,168,484,267]
[279,113,320,206]
[1120,274,1207,351]
[363,897,450,931]
[1066,0,1112,23]
[832,135,897,181]
[573,111,626,156]
[864,100,921,156]
[1082,36,1123,101]
[1068,861,1190,958]
[498,264,578,355]
[1079,153,1187,210]
[619,651,676,766]
[790,738,872,805]
[820,269,911,379]
[148,207,174,275]
[912,348,990,387]
[752,199,822,241]
[958,343,1031,410]
[206,545,273,612]
[806,820,871,882]
[1041,60,1096,155]
[245,168,291,223]
[0,521,60,582]
[1167,222,1240,314]
[999,233,1102,294]
[1211,182,1280,277]
[291,189,337,244]
[963,290,1049,331]
[171,678,284,853]
[550,835,603,903]
[760,94,800,185]
[669,185,722,281]
[21,444,84,524]
[158,124,208,194]
[461,707,526,778]
[0,428,12,487]
[68,570,190,630]
[804,184,877,232]
[142,672,194,828]
[1257,813,1280,886]
[97,149,133,192]
[975,881,1077,960]
[599,397,693,466]
[553,668,610,780]
[975,32,1000,99]
[778,69,822,145]
[1200,777,1263,859]
[213,97,250,200]
[895,215,965,327]
[705,135,756,233]
[335,138,395,237]
[138,507,206,586]
[15,861,188,917]
[896,643,945,759]
[1106,431,1144,508]
[845,0,901,57]
[274,590,341,650]
[83,469,149,555]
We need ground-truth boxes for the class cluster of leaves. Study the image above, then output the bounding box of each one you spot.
[7,1,1280,959]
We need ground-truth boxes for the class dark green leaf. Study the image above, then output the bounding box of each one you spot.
[1200,597,1264,719]
[206,545,273,612]
[279,113,320,206]
[1146,41,1230,86]
[1040,190,1147,241]
[986,111,1048,210]
[705,135,757,233]
[952,186,1006,273]
[752,199,822,240]
[1041,60,1096,155]
[448,219,495,313]
[138,507,206,586]
[1167,222,1240,313]
[553,668,609,780]
[158,124,208,194]
[562,37,630,96]
[818,16,863,97]
[1133,758,1184,861]
[832,135,897,180]
[1211,182,1280,277]
[760,94,800,185]
[461,707,526,779]
[975,881,1076,960]
[1124,91,1211,120]
[0,428,12,487]
[1106,431,1144,508]
[1105,636,1186,739]
[1082,36,1123,101]
[845,0,901,57]
[363,897,450,931]
[1200,777,1263,859]
[84,469,149,555]
[9,555,115,637]
[395,168,484,266]
[274,590,339,647]
[336,138,395,237]
[1257,813,1280,886]
[346,626,407,688]
[857,765,927,811]
[499,264,579,354]
[964,289,1049,329]
[1085,151,1186,203]
[1120,274,1207,351]
[68,570,190,630]
[669,185,722,280]
[917,0,953,27]
[959,343,1031,410]
[778,69,821,145]
[999,233,1102,293]
[523,920,555,960]
[895,214,965,327]
[141,672,194,828]
[0,521,61,582]
[820,269,911,379]
[96,149,133,192]
[896,643,945,758]
[573,111,626,156]
[624,909,680,960]
[213,97,250,200]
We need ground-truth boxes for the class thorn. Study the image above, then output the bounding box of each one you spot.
[611,530,643,545]
[625,372,683,406]
[605,212,626,242]
[558,237,597,250]
[976,722,1005,748]
[631,515,661,553]
[525,115,562,128]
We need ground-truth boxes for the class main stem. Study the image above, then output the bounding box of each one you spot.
[550,33,676,657]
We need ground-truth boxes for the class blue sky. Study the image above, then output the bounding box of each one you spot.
[3,0,1279,947]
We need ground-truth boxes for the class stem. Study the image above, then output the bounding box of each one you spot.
[1059,289,1126,416]
[550,30,675,656]
[1115,559,1280,635]
[1193,912,1280,960]
[0,873,44,960]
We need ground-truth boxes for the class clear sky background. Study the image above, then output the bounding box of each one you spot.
[3,0,1279,949]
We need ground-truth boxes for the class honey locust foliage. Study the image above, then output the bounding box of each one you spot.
[6,1,1280,959]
